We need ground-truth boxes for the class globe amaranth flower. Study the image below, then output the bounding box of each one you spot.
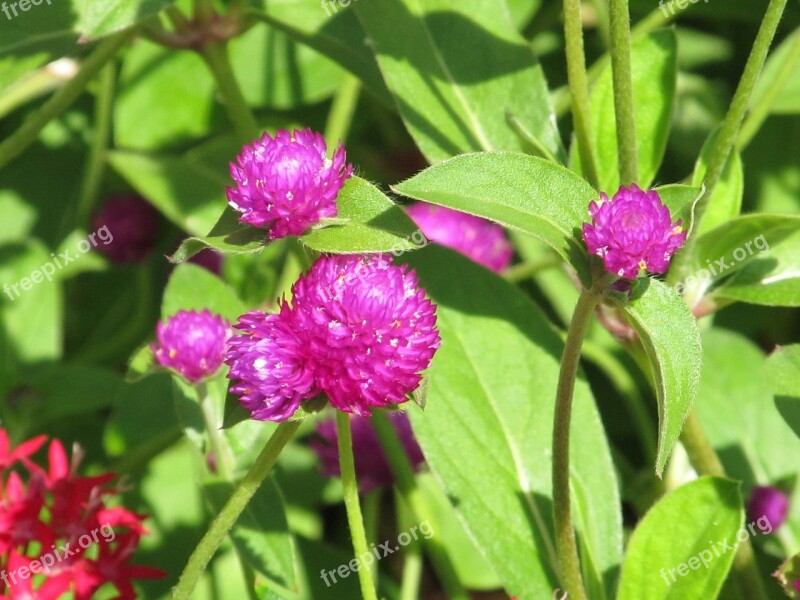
[310,412,425,494]
[226,128,353,240]
[91,195,160,263]
[225,307,317,422]
[225,254,440,421]
[406,203,513,273]
[582,184,687,279]
[747,486,789,531]
[0,429,163,599]
[289,254,440,416]
[153,309,230,382]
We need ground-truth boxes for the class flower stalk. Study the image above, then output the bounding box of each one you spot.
[609,0,639,185]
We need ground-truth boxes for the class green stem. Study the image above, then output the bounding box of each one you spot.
[76,62,116,227]
[552,288,599,600]
[324,73,361,148]
[201,41,260,144]
[738,29,800,149]
[336,412,379,600]
[680,411,768,600]
[0,29,135,171]
[609,0,638,185]
[194,0,215,26]
[693,0,788,227]
[371,411,470,600]
[395,490,424,600]
[172,421,300,599]
[562,0,601,189]
[0,60,75,120]
[503,257,562,283]
[199,382,235,480]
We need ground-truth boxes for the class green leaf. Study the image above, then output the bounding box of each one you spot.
[353,0,562,162]
[769,344,800,439]
[655,184,703,236]
[750,28,800,115]
[169,206,266,264]
[617,477,743,600]
[613,279,702,476]
[685,214,800,307]
[108,151,228,237]
[716,229,800,307]
[404,245,621,599]
[162,263,245,322]
[20,364,123,421]
[574,30,677,192]
[0,241,62,362]
[691,130,744,235]
[204,477,296,588]
[393,152,594,283]
[300,177,421,254]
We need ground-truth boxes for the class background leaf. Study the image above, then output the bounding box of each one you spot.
[405,245,621,599]
[616,477,743,600]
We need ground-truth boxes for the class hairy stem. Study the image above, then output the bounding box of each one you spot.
[609,0,638,184]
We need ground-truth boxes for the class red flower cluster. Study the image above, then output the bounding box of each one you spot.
[0,430,163,599]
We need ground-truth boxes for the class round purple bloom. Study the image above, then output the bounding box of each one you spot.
[310,412,425,494]
[289,254,440,416]
[582,184,687,279]
[153,309,230,382]
[225,308,317,421]
[406,203,513,273]
[91,195,159,263]
[747,486,789,531]
[226,128,353,240]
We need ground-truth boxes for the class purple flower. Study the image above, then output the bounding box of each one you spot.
[225,308,317,421]
[289,254,440,416]
[91,195,159,263]
[747,486,789,531]
[310,412,425,494]
[582,184,686,279]
[226,129,353,240]
[153,309,230,382]
[406,203,513,272]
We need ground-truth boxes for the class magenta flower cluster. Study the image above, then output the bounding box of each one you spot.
[747,486,789,531]
[226,129,353,240]
[582,184,687,279]
[310,413,425,494]
[153,309,230,382]
[225,254,441,421]
[406,203,513,273]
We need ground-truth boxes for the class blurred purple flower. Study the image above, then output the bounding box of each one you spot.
[226,128,353,240]
[582,184,686,279]
[153,309,230,382]
[747,486,789,531]
[188,248,223,275]
[310,413,425,494]
[406,203,513,272]
[92,195,159,263]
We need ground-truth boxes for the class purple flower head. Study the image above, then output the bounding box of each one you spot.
[310,412,425,494]
[226,128,353,240]
[91,195,159,263]
[406,203,513,273]
[582,184,687,279]
[225,308,317,422]
[289,254,441,416]
[153,309,230,382]
[747,486,789,532]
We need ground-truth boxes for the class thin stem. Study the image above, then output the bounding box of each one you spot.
[396,490,424,600]
[172,421,300,599]
[76,62,116,227]
[324,73,361,148]
[0,60,77,120]
[552,288,599,600]
[371,411,470,600]
[0,29,135,171]
[199,382,235,480]
[609,0,638,184]
[200,41,260,144]
[693,0,788,227]
[503,256,562,283]
[563,0,601,189]
[336,412,379,600]
[738,29,800,149]
[680,411,768,600]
